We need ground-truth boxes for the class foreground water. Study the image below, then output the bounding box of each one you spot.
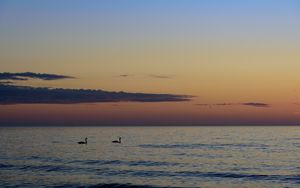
[0,126,300,187]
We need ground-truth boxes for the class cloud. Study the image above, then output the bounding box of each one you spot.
[148,74,173,79]
[0,84,192,105]
[196,102,270,108]
[117,73,173,79]
[119,74,130,77]
[0,81,14,85]
[0,72,74,81]
[195,103,234,108]
[216,103,233,106]
[241,102,270,107]
[195,103,210,106]
[196,103,234,106]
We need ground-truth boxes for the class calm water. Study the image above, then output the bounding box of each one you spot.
[1,126,300,188]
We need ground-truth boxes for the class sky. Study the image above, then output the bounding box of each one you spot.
[1,0,300,126]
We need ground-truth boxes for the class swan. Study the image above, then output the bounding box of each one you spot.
[78,137,87,144]
[112,137,121,143]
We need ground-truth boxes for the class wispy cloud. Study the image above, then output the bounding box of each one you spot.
[117,73,173,79]
[216,103,233,106]
[195,103,211,106]
[196,102,270,108]
[0,84,192,105]
[119,74,130,77]
[241,102,269,107]
[148,74,173,79]
[0,72,74,81]
[0,81,14,85]
[195,103,234,107]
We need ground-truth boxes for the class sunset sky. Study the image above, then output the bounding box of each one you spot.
[1,0,300,125]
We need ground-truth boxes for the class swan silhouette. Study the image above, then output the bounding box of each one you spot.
[78,137,87,144]
[112,137,121,143]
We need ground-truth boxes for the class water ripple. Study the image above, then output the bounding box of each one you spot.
[54,183,173,188]
[69,159,180,167]
[139,143,268,149]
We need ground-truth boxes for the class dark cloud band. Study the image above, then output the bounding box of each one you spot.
[242,102,269,107]
[0,84,192,105]
[0,72,74,81]
[196,102,270,108]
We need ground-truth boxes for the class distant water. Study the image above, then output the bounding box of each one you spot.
[1,126,300,188]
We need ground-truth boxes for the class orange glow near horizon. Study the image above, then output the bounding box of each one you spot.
[1,1,300,125]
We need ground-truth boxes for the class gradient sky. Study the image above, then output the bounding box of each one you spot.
[1,0,300,125]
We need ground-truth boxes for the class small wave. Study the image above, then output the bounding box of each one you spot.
[83,160,123,165]
[176,171,273,179]
[139,143,219,149]
[286,138,300,141]
[139,143,268,150]
[25,155,64,163]
[94,169,300,183]
[128,161,179,167]
[69,159,179,167]
[88,183,173,188]
[68,159,122,165]
[173,153,229,158]
[0,163,14,168]
[20,164,74,172]
[172,171,300,183]
[54,183,173,188]
[3,162,300,185]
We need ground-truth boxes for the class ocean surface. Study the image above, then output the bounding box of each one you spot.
[1,126,300,188]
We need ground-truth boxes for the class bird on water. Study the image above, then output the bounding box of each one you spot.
[78,137,87,144]
[112,137,121,144]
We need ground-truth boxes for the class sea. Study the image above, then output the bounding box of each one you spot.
[0,126,300,188]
